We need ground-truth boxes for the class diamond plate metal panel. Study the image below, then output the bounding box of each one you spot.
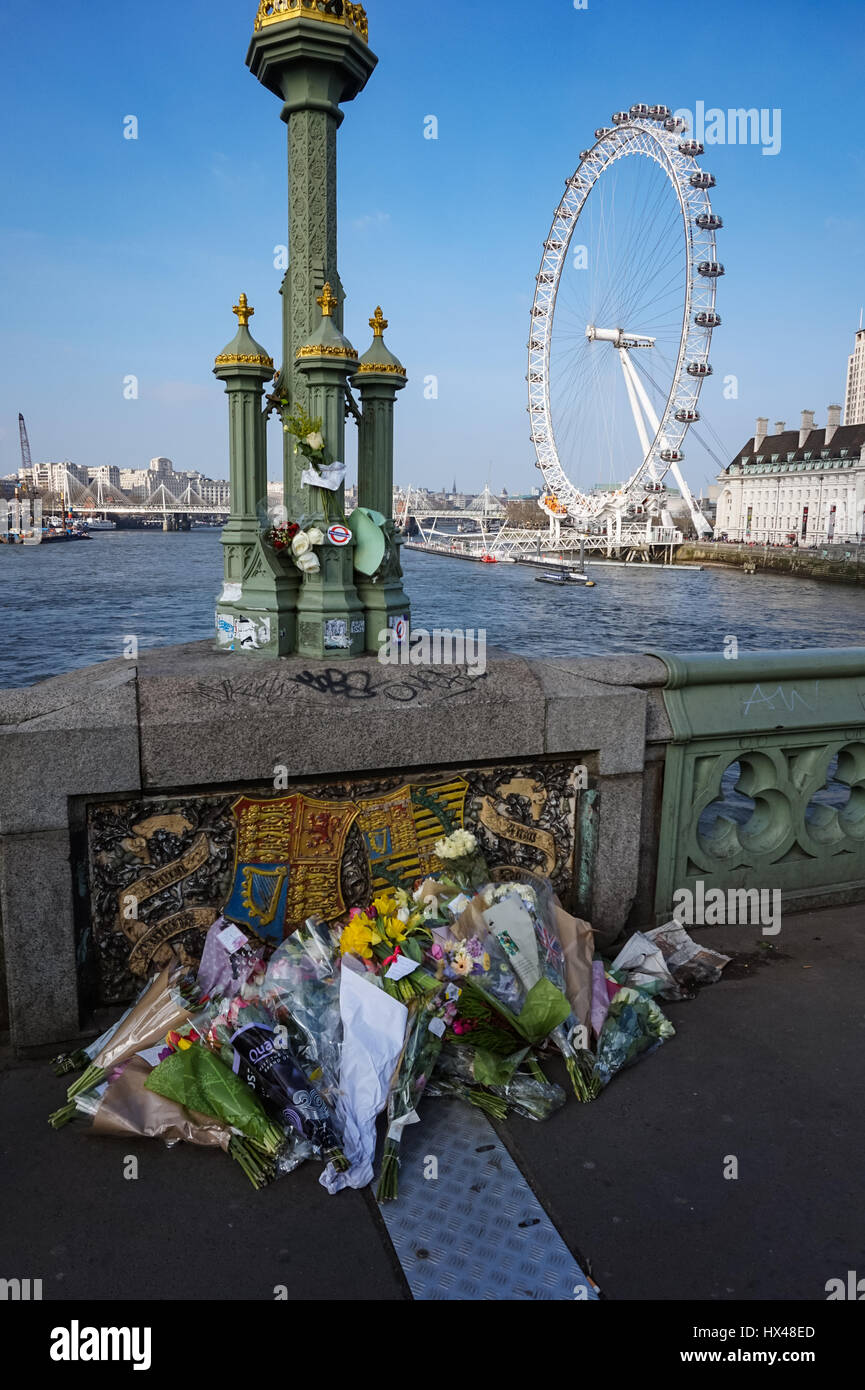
[377,1099,598,1301]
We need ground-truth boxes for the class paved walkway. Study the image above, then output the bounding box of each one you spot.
[1,905,861,1301]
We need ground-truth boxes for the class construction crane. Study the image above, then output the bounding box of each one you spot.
[16,413,34,495]
[18,414,33,471]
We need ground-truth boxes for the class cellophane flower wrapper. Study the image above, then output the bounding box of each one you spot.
[223,1002,347,1169]
[425,1045,567,1123]
[50,974,154,1076]
[481,877,599,1101]
[427,922,524,1014]
[592,985,676,1090]
[261,920,343,1102]
[376,995,446,1201]
[196,918,267,1002]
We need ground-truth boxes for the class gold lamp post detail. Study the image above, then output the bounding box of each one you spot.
[369,305,387,338]
[316,282,339,318]
[232,292,254,327]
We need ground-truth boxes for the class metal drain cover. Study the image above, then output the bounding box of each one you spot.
[377,1098,598,1301]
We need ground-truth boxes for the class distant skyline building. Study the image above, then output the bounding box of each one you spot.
[716,408,865,544]
[87,465,121,489]
[17,461,88,493]
[844,321,865,425]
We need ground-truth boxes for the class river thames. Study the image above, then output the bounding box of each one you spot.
[1,528,863,688]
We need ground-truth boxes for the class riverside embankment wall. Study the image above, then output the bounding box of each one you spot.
[2,642,864,1051]
[677,541,865,585]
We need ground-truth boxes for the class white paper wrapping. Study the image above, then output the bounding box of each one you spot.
[319,966,408,1194]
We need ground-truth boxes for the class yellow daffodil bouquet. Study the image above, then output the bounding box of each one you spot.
[338,889,440,1003]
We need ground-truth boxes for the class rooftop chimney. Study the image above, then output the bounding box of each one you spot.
[754,417,769,451]
[799,409,815,447]
[825,403,842,448]
[773,420,786,434]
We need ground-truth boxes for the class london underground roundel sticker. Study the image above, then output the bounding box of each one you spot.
[393,617,408,643]
[327,524,351,546]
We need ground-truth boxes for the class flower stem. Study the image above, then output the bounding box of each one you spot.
[376,1140,400,1202]
[48,1102,77,1128]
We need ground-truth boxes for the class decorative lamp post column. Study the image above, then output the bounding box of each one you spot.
[293,283,366,658]
[351,306,411,651]
[247,1,375,521]
[213,294,298,656]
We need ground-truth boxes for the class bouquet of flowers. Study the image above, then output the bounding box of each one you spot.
[433,829,489,891]
[49,967,195,1128]
[591,985,676,1091]
[145,1041,285,1187]
[376,993,447,1202]
[281,402,346,499]
[282,402,327,475]
[426,1045,566,1123]
[267,519,326,575]
[87,1055,280,1185]
[208,999,347,1171]
[262,918,343,1103]
[338,888,439,1003]
[479,878,598,1101]
[319,961,409,1196]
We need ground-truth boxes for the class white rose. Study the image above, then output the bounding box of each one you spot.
[305,527,324,546]
[296,551,320,573]
[291,531,311,557]
[305,431,324,451]
[396,906,410,924]
[435,829,478,860]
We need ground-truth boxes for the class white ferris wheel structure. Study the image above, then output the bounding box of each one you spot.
[528,103,724,541]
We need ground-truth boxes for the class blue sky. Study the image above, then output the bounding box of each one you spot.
[1,0,863,495]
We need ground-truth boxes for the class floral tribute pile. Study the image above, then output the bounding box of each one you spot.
[49,833,727,1199]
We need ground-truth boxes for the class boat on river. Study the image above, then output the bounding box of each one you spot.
[534,568,595,586]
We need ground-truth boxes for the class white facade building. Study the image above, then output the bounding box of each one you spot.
[18,461,88,493]
[87,465,121,489]
[844,326,865,426]
[716,409,865,545]
[198,478,231,507]
[119,469,150,496]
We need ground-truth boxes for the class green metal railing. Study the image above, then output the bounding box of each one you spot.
[650,649,865,919]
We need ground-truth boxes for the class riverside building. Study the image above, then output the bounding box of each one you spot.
[844,323,865,425]
[715,409,865,544]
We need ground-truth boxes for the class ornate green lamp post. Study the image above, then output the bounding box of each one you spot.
[293,282,366,658]
[247,0,375,520]
[213,2,410,660]
[214,294,299,656]
[352,306,411,651]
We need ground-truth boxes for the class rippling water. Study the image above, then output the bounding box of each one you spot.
[1,529,863,688]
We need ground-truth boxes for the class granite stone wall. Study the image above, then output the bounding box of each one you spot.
[0,643,671,1051]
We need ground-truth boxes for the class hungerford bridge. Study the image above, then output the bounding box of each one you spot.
[396,485,684,561]
[40,470,228,526]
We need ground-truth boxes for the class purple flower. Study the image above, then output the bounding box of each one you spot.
[430,943,443,960]
[466,937,482,958]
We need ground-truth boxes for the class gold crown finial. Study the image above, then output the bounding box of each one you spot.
[317,282,339,318]
[370,306,388,338]
[233,293,253,327]
[255,1,369,43]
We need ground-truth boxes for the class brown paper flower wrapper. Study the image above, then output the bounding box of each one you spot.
[93,967,193,1074]
[92,1056,231,1150]
[551,903,594,1036]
